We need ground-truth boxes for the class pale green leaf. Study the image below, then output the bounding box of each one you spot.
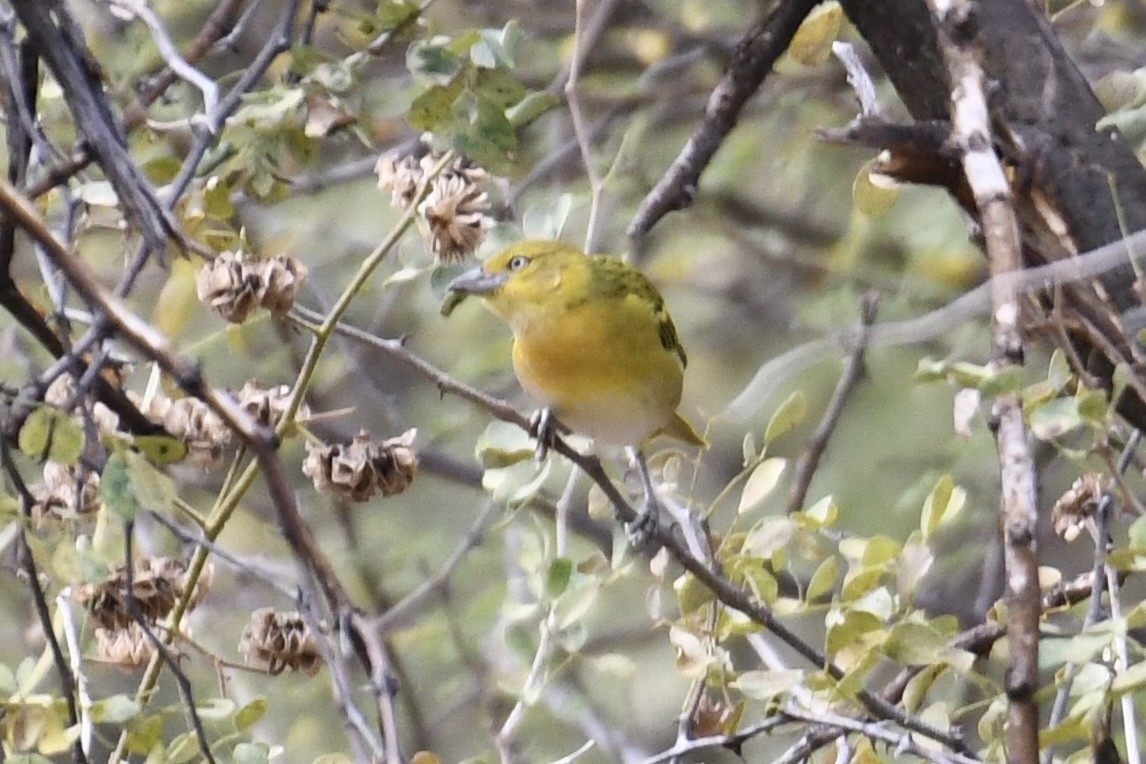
[731,669,803,700]
[737,457,786,515]
[763,390,807,445]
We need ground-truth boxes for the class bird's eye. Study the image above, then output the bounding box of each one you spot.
[507,255,530,271]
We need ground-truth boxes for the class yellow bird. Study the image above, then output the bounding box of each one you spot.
[447,239,705,537]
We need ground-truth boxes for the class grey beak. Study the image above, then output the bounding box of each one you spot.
[446,268,507,295]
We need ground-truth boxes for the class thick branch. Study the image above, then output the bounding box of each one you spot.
[927,2,1041,760]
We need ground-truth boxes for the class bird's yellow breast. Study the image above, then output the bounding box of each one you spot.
[510,292,684,446]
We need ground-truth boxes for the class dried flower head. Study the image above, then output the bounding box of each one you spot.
[239,608,326,675]
[32,461,101,526]
[131,391,232,469]
[76,557,212,631]
[95,623,155,668]
[374,152,424,208]
[374,150,493,263]
[237,380,308,432]
[373,428,418,496]
[196,250,308,323]
[258,254,307,314]
[44,373,121,434]
[196,250,261,323]
[303,431,379,503]
[303,429,418,502]
[1051,473,1105,543]
[417,171,493,264]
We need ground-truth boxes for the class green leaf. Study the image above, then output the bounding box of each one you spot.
[1077,388,1109,424]
[234,697,268,731]
[1030,397,1084,440]
[18,406,84,465]
[1111,659,1146,695]
[546,557,573,598]
[408,79,464,132]
[196,697,236,721]
[731,669,802,701]
[475,420,534,468]
[124,451,177,513]
[165,733,199,764]
[826,609,885,656]
[920,474,966,540]
[741,516,796,560]
[132,435,187,466]
[507,91,560,128]
[797,495,838,528]
[90,694,141,724]
[455,96,517,173]
[406,38,464,84]
[738,457,786,515]
[233,742,271,764]
[852,159,900,216]
[787,1,842,66]
[763,390,807,445]
[979,366,1025,396]
[674,572,715,615]
[883,622,948,665]
[474,67,526,108]
[101,452,137,521]
[806,555,838,602]
[375,0,421,32]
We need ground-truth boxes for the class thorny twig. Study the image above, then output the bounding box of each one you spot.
[786,291,879,514]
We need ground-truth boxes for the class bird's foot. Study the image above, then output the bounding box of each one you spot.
[625,449,662,548]
[528,407,557,462]
[625,495,660,548]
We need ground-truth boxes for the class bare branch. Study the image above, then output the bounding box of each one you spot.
[926,3,1040,759]
[628,0,821,240]
[786,291,879,514]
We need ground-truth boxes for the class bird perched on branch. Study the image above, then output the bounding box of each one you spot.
[446,239,706,539]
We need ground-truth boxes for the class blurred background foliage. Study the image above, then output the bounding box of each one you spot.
[4,0,1146,761]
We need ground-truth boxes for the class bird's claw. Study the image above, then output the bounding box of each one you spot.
[528,408,556,462]
[625,497,660,548]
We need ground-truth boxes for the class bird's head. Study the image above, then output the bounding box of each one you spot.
[445,240,587,326]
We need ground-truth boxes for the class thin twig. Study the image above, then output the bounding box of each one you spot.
[628,0,821,240]
[723,229,1146,421]
[0,437,87,764]
[372,500,499,631]
[122,526,217,764]
[786,291,879,513]
[563,0,620,253]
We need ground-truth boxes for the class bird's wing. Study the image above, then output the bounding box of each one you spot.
[591,256,688,368]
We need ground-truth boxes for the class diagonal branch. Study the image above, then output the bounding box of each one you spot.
[628,0,821,239]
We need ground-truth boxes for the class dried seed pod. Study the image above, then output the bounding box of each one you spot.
[374,152,424,208]
[76,557,212,631]
[196,250,262,323]
[255,254,307,314]
[303,431,378,503]
[375,150,493,263]
[303,429,418,501]
[32,461,101,526]
[239,608,325,675]
[45,373,122,434]
[132,391,233,469]
[1050,473,1104,543]
[417,171,492,264]
[372,428,418,497]
[95,623,155,668]
[237,381,308,431]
